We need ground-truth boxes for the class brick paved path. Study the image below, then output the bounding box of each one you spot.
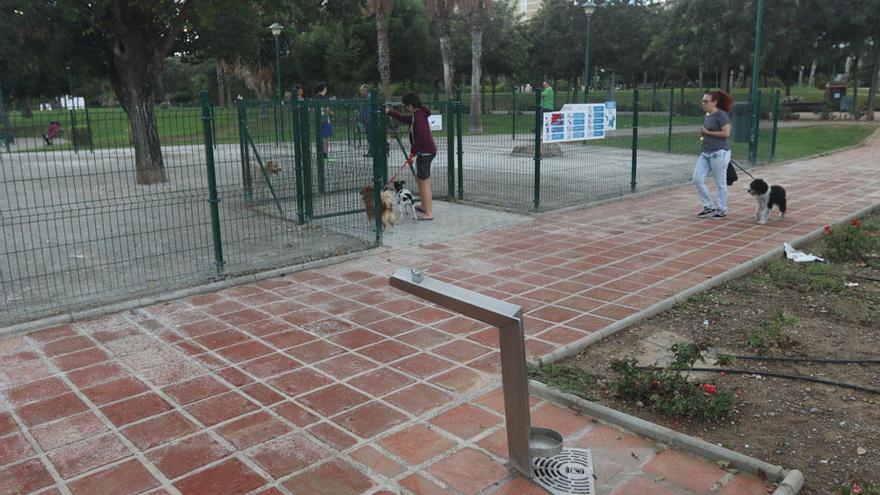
[1,130,877,494]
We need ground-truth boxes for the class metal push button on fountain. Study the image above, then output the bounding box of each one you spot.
[389,268,565,478]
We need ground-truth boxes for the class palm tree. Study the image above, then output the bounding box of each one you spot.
[424,0,456,100]
[457,0,493,132]
[367,0,394,97]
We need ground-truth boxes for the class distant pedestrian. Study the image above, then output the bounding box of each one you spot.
[357,84,376,158]
[541,80,554,111]
[387,92,437,221]
[295,84,305,101]
[42,121,61,145]
[694,90,733,220]
[315,83,332,160]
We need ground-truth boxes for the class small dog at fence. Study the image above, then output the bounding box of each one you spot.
[392,180,417,222]
[747,178,787,224]
[361,185,396,230]
[253,160,282,193]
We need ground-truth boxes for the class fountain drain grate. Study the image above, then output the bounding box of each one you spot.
[532,448,595,495]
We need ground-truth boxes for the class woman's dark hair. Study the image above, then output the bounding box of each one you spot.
[401,92,422,109]
[295,83,303,93]
[705,90,733,113]
[316,82,328,94]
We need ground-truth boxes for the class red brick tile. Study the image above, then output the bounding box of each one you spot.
[429,404,501,440]
[557,295,607,313]
[179,319,229,339]
[48,433,130,479]
[241,382,285,406]
[346,307,391,325]
[216,411,291,449]
[392,353,455,378]
[6,377,70,407]
[609,476,681,495]
[194,329,249,350]
[52,347,109,371]
[528,305,580,324]
[314,353,375,379]
[366,317,418,337]
[29,324,76,343]
[272,401,319,428]
[163,375,230,405]
[332,401,407,439]
[302,317,358,336]
[351,446,405,478]
[432,340,492,362]
[247,433,330,478]
[67,459,158,495]
[429,367,486,393]
[358,340,418,363]
[0,412,16,436]
[82,377,150,405]
[281,458,373,495]
[281,308,330,326]
[378,425,455,464]
[433,316,487,336]
[399,473,452,495]
[184,392,258,427]
[566,314,613,333]
[307,422,358,450]
[239,352,300,379]
[219,308,270,326]
[475,387,537,414]
[718,474,774,495]
[0,350,39,370]
[215,367,253,387]
[17,393,89,427]
[121,411,197,450]
[173,457,266,495]
[592,303,639,321]
[147,433,229,480]
[0,433,34,466]
[642,449,726,494]
[31,412,108,451]
[299,384,370,416]
[427,448,508,494]
[261,329,314,349]
[286,340,346,363]
[575,425,655,466]
[101,393,172,427]
[525,338,557,360]
[67,362,127,388]
[385,384,453,416]
[493,477,552,495]
[215,341,273,363]
[404,307,455,325]
[241,318,292,338]
[347,367,414,396]
[530,403,591,437]
[476,428,508,458]
[0,458,54,494]
[535,326,588,345]
[258,300,305,317]
[329,328,384,349]
[397,328,453,349]
[267,369,332,397]
[0,360,56,388]
[42,336,93,357]
[203,300,248,317]
[90,326,142,344]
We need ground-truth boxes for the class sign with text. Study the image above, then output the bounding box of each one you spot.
[544,103,607,143]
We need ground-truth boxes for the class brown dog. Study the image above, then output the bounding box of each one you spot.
[361,185,396,229]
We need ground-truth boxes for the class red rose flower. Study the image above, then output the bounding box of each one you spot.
[851,219,860,227]
[703,383,717,395]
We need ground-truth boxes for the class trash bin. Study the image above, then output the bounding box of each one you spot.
[731,102,751,143]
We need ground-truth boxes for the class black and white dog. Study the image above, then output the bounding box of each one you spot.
[392,180,417,221]
[747,178,787,224]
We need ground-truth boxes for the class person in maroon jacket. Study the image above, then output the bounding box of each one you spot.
[386,92,437,221]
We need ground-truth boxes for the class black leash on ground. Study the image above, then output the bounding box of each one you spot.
[729,159,755,180]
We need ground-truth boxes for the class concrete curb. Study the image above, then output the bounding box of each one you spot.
[529,380,805,495]
[0,246,390,339]
[537,200,880,366]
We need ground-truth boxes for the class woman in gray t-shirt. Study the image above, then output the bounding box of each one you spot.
[693,90,733,219]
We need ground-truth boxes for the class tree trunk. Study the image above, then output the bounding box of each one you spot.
[439,35,455,100]
[490,74,496,112]
[719,61,730,92]
[469,15,483,133]
[851,56,860,116]
[867,41,879,121]
[698,66,703,89]
[15,95,32,118]
[376,7,392,98]
[216,62,227,107]
[808,60,817,88]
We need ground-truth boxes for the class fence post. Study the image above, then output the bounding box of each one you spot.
[236,100,253,204]
[370,89,384,245]
[666,86,674,153]
[300,102,314,218]
[748,90,762,165]
[512,86,517,141]
[447,96,455,199]
[456,88,464,200]
[770,89,780,162]
[631,89,639,193]
[314,101,326,193]
[292,91,306,225]
[0,79,10,152]
[533,89,542,212]
[84,106,94,153]
[200,91,225,278]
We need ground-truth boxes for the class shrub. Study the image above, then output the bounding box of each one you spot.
[528,363,596,400]
[767,259,845,293]
[822,219,879,263]
[746,311,799,349]
[839,481,879,495]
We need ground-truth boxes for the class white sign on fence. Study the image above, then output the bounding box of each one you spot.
[428,114,442,131]
[543,102,617,143]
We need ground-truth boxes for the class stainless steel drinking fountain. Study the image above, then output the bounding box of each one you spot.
[389,268,564,478]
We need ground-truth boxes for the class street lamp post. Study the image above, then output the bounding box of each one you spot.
[269,23,284,101]
[582,1,596,103]
[748,0,763,165]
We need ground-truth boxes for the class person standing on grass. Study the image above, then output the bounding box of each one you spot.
[694,90,733,220]
[315,83,332,160]
[357,84,376,158]
[386,92,437,221]
[542,80,554,111]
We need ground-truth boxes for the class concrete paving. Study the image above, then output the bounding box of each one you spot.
[1,128,878,494]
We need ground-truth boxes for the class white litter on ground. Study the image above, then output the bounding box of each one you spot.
[784,242,825,263]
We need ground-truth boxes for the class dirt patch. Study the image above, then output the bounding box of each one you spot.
[561,217,880,495]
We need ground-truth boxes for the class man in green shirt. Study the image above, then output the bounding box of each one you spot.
[541,80,554,111]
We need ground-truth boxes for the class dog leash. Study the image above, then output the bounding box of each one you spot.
[729,159,755,180]
[385,152,416,189]
[387,114,417,177]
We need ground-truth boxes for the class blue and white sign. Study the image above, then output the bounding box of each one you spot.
[544,102,615,143]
